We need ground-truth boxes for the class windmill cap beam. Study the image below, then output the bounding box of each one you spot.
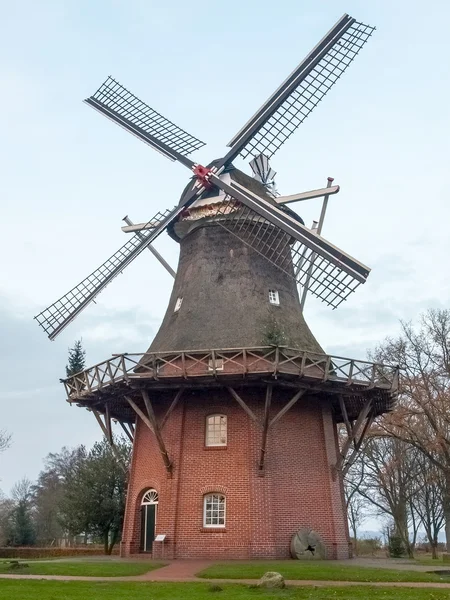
[276,184,340,205]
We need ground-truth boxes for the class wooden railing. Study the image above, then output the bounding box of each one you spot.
[63,347,399,401]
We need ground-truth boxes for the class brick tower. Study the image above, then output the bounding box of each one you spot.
[62,167,397,560]
[36,13,396,561]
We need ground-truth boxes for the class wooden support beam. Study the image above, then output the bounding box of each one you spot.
[141,390,173,474]
[342,411,375,477]
[269,389,305,428]
[160,388,184,429]
[227,387,260,426]
[258,385,272,474]
[118,420,134,444]
[335,398,373,473]
[125,395,154,433]
[105,403,113,445]
[339,395,352,440]
[92,409,127,474]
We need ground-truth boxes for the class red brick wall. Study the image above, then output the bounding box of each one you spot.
[121,386,350,559]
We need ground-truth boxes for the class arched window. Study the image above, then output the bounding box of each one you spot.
[203,493,226,527]
[140,489,158,552]
[141,489,159,505]
[205,414,227,447]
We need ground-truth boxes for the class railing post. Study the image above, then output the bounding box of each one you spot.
[346,359,354,386]
[118,355,128,383]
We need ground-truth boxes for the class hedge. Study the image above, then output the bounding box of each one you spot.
[0,546,119,558]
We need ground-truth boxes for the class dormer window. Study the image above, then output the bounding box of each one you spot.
[174,297,183,312]
[268,289,280,305]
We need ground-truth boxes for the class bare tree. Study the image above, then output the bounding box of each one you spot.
[355,435,420,557]
[372,309,450,550]
[412,454,445,559]
[0,430,11,454]
[344,456,367,555]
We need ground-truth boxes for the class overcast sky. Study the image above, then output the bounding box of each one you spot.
[0,0,449,526]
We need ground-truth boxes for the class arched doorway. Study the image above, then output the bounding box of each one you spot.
[140,489,158,553]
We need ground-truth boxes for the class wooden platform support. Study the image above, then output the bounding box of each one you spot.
[227,387,259,424]
[124,392,174,474]
[258,385,272,474]
[118,420,134,443]
[335,397,374,476]
[228,386,307,474]
[91,408,127,474]
[141,390,173,474]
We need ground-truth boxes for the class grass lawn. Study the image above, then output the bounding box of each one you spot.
[0,560,163,577]
[198,561,450,583]
[1,581,450,600]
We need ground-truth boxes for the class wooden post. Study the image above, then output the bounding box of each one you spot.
[161,388,184,429]
[92,409,127,474]
[335,398,373,473]
[105,404,113,445]
[118,421,134,443]
[342,411,375,477]
[269,389,305,428]
[227,387,260,426]
[125,396,154,433]
[141,390,173,474]
[258,385,272,474]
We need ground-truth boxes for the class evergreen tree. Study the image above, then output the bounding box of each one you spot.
[58,438,130,554]
[8,479,36,546]
[66,340,86,377]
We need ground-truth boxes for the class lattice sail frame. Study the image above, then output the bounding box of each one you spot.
[87,77,205,157]
[229,19,375,160]
[206,198,362,308]
[34,206,176,339]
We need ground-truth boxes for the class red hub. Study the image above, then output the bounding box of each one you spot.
[193,164,213,189]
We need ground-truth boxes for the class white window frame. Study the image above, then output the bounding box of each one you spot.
[268,289,280,305]
[174,297,183,312]
[205,414,227,447]
[203,493,226,528]
[208,358,224,372]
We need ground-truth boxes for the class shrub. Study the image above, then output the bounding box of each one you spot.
[388,534,405,558]
[0,546,119,559]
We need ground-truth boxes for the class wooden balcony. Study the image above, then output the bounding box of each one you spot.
[63,346,398,423]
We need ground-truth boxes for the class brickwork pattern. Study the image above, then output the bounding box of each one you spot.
[121,387,350,559]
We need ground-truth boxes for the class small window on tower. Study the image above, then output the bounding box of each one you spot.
[205,414,227,447]
[174,297,183,312]
[268,289,280,305]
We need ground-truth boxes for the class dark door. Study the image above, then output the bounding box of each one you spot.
[141,504,156,552]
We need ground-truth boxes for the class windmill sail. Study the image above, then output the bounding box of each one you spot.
[34,206,179,339]
[225,14,374,161]
[85,77,205,166]
[208,175,369,308]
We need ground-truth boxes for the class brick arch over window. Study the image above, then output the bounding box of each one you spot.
[203,492,226,528]
[136,483,160,506]
[199,484,229,495]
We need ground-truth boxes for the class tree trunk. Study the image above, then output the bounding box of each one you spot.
[103,531,109,555]
[431,542,438,559]
[444,474,450,553]
[352,523,358,556]
[107,529,119,555]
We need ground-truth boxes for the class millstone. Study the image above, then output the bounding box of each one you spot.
[290,527,326,560]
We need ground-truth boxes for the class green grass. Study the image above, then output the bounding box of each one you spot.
[0,560,163,577]
[198,561,450,583]
[0,581,450,600]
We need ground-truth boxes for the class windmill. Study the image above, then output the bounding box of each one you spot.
[35,13,373,340]
[36,14,398,560]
